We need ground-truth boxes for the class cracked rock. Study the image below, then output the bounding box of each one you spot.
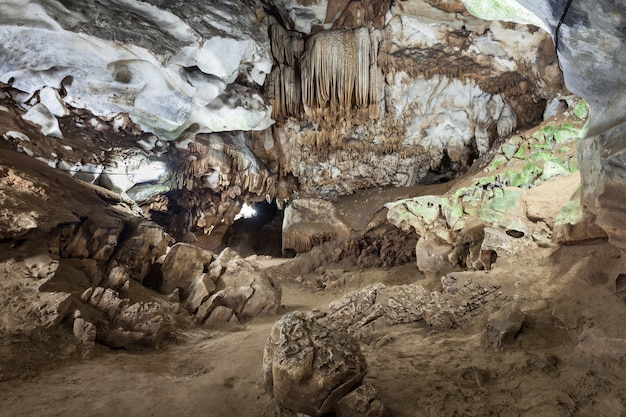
[262,310,367,417]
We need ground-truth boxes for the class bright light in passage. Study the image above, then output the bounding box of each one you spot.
[234,202,257,220]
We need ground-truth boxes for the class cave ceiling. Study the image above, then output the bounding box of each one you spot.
[0,0,624,247]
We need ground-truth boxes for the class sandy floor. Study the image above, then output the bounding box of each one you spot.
[2,241,626,417]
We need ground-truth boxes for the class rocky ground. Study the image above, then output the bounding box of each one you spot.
[1,244,626,417]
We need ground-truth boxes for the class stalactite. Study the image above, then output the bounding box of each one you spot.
[355,27,371,108]
[300,28,385,127]
[268,23,386,137]
[270,24,303,68]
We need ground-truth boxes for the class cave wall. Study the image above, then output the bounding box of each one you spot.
[510,0,626,258]
[0,0,564,241]
[263,0,560,200]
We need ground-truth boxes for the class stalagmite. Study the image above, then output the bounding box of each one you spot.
[497,103,518,137]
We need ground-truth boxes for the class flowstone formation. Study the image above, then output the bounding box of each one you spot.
[262,0,561,199]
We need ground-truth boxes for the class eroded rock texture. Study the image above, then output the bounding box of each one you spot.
[0,0,273,135]
[161,244,282,323]
[262,310,375,417]
[262,0,559,200]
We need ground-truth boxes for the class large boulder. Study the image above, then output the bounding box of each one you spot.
[160,243,215,297]
[164,246,282,323]
[262,310,368,416]
[194,248,282,323]
[109,220,173,284]
[81,286,170,348]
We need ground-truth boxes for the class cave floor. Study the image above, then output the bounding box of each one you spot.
[1,243,626,417]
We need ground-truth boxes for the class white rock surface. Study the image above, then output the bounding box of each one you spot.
[39,87,69,117]
[268,0,330,34]
[21,103,63,138]
[0,0,274,137]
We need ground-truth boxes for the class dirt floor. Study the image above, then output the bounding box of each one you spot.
[1,240,626,417]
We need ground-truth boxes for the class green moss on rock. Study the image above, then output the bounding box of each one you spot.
[533,124,580,144]
[573,101,589,120]
[541,158,570,180]
[501,143,519,160]
[554,187,583,226]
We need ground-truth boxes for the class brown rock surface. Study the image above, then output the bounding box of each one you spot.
[262,310,367,416]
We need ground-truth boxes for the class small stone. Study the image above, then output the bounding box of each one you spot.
[80,287,94,303]
[486,302,526,349]
[73,317,96,345]
[335,383,384,417]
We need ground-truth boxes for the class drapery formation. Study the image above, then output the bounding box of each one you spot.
[268,24,387,125]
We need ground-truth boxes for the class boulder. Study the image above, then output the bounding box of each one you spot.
[109,220,173,283]
[205,306,239,324]
[60,217,125,262]
[160,243,215,297]
[183,273,217,313]
[102,266,130,294]
[415,235,455,278]
[262,311,367,416]
[196,290,226,323]
[21,103,63,138]
[192,248,282,323]
[218,256,282,318]
[84,286,170,348]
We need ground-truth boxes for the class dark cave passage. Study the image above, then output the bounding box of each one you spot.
[224,201,285,258]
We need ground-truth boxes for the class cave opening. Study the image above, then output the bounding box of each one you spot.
[223,200,285,258]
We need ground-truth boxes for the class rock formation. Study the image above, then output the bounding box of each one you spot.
[262,310,380,416]
[161,245,282,324]
[464,0,626,283]
[1,0,626,416]
[0,0,563,243]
